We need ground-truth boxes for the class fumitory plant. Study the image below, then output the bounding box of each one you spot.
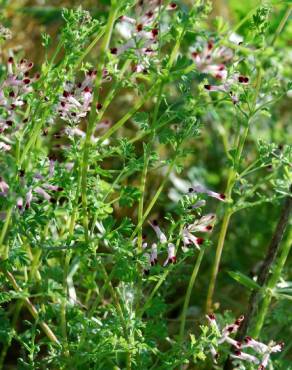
[0,1,291,369]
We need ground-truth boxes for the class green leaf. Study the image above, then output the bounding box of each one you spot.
[228,271,260,290]
[132,112,149,131]
[273,293,292,301]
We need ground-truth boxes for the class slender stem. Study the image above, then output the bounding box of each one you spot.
[90,167,127,236]
[3,270,60,345]
[76,28,105,67]
[98,83,158,144]
[252,231,292,338]
[69,162,82,235]
[250,193,292,338]
[179,247,205,344]
[60,252,70,357]
[271,5,292,46]
[137,147,150,249]
[60,163,82,357]
[137,83,164,250]
[0,206,12,258]
[98,264,132,368]
[131,159,177,240]
[80,3,120,241]
[139,224,183,318]
[206,69,262,312]
[206,210,232,312]
[231,2,261,33]
[224,191,292,370]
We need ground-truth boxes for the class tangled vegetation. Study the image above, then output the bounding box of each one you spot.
[0,1,291,369]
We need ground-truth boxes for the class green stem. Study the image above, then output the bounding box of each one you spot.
[80,3,119,242]
[139,269,170,318]
[131,159,177,240]
[4,270,60,345]
[61,163,82,357]
[179,247,205,344]
[0,206,12,258]
[271,5,292,46]
[206,69,262,312]
[137,83,164,249]
[248,192,292,338]
[139,224,183,318]
[206,210,232,312]
[98,83,158,145]
[251,229,292,338]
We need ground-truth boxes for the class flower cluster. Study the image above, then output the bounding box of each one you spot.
[0,57,39,151]
[0,158,66,214]
[111,2,177,73]
[56,69,112,127]
[182,213,216,251]
[206,313,284,369]
[138,182,226,273]
[191,40,249,104]
[191,40,233,80]
[0,23,12,40]
[57,71,97,124]
[204,73,249,104]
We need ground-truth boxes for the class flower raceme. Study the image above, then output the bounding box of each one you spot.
[182,213,216,251]
[206,313,244,347]
[57,70,112,127]
[142,182,225,273]
[191,40,233,81]
[206,313,284,369]
[240,337,284,370]
[191,40,250,104]
[142,243,158,274]
[57,71,96,124]
[142,211,216,272]
[204,73,249,104]
[111,2,177,73]
[0,57,39,151]
[0,159,65,212]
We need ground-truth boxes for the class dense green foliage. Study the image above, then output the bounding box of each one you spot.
[0,1,291,369]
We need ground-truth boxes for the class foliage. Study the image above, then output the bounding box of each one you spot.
[0,1,291,369]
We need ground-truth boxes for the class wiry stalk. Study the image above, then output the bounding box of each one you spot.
[250,192,292,338]
[179,247,205,344]
[206,69,262,312]
[3,270,60,345]
[80,2,119,241]
[224,190,292,370]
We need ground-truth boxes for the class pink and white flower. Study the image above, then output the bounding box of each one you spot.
[149,220,167,243]
[0,177,9,196]
[191,40,233,81]
[163,243,176,266]
[111,2,177,73]
[204,73,249,104]
[206,314,244,347]
[182,214,216,251]
[0,57,39,150]
[188,184,226,201]
[57,72,96,124]
[230,350,260,364]
[150,243,158,265]
[242,338,284,370]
